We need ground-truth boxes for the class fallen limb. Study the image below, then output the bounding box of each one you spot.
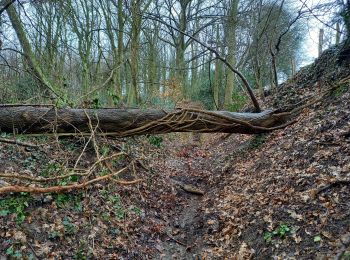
[0,167,144,194]
[0,172,88,183]
[0,153,125,184]
[0,137,39,148]
[181,184,205,196]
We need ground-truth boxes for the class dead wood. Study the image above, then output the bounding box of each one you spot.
[0,137,39,148]
[316,179,350,195]
[0,152,139,194]
[180,184,205,195]
[0,167,143,194]
[0,106,292,136]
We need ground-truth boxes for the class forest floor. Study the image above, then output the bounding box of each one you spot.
[1,48,350,259]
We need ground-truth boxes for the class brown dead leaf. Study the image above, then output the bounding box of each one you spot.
[321,231,332,239]
[36,243,51,256]
[293,235,302,244]
[309,189,317,200]
[236,242,255,260]
[207,219,215,225]
[13,231,27,243]
[287,209,303,221]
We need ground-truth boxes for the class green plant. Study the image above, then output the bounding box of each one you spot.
[55,194,71,207]
[342,252,350,260]
[331,83,348,97]
[0,193,31,222]
[101,145,110,156]
[22,156,36,169]
[250,134,267,149]
[131,206,142,216]
[108,195,125,220]
[148,135,163,148]
[92,98,102,109]
[99,167,109,176]
[63,217,77,235]
[54,193,82,211]
[56,174,79,187]
[56,93,74,108]
[6,246,23,259]
[0,132,12,138]
[264,224,291,243]
[313,235,322,242]
[107,88,120,106]
[73,243,92,260]
[229,91,247,112]
[48,230,60,240]
[40,162,62,178]
[74,250,88,260]
[101,212,111,222]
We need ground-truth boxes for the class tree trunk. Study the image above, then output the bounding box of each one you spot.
[175,0,191,99]
[128,0,142,105]
[116,0,124,99]
[5,1,59,97]
[213,24,222,109]
[270,49,278,89]
[318,28,324,57]
[224,0,239,109]
[336,23,340,45]
[0,106,290,136]
[291,57,296,76]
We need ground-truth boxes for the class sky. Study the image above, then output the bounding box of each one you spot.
[299,0,341,66]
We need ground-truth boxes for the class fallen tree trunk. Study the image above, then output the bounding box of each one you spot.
[0,105,292,136]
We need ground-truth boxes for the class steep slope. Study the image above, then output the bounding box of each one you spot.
[195,44,350,258]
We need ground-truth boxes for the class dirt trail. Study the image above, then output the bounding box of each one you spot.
[152,134,248,259]
[153,140,213,259]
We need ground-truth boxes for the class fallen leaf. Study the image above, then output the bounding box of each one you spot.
[314,235,322,242]
[13,231,27,243]
[287,209,303,221]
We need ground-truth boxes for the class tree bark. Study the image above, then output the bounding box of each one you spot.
[0,106,290,136]
[336,23,341,45]
[318,28,324,57]
[175,0,191,99]
[128,0,142,105]
[224,0,239,109]
[5,1,59,97]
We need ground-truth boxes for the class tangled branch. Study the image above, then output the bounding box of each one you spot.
[0,151,143,194]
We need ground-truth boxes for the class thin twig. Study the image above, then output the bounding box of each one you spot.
[0,152,124,184]
[166,232,187,247]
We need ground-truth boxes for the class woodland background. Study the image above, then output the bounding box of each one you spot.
[0,0,345,110]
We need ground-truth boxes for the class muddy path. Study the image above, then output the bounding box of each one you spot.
[152,135,243,259]
[151,140,208,259]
